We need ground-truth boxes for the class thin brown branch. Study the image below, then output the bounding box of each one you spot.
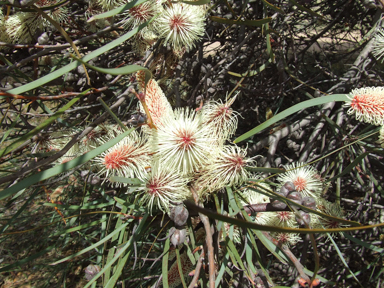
[190,186,215,288]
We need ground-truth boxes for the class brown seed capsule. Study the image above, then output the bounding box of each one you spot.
[271,199,287,210]
[171,228,187,247]
[283,181,296,193]
[84,264,101,281]
[287,191,303,207]
[169,205,189,227]
[296,210,311,226]
[302,196,316,209]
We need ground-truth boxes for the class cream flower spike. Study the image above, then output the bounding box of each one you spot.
[137,162,190,214]
[345,87,384,126]
[94,130,151,185]
[153,107,215,175]
[196,145,254,197]
[136,70,174,129]
[201,94,240,142]
[157,3,206,51]
[378,126,384,148]
[5,12,44,44]
[277,162,323,199]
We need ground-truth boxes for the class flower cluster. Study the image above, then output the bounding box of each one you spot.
[88,71,253,214]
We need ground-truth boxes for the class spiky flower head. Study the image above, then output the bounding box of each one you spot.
[156,3,205,52]
[373,28,384,62]
[345,87,384,126]
[271,211,297,228]
[136,70,174,129]
[124,0,158,34]
[137,163,190,213]
[5,12,44,44]
[221,222,241,244]
[201,95,239,143]
[271,232,301,246]
[240,175,271,205]
[196,145,254,196]
[96,0,123,11]
[313,199,346,233]
[277,162,323,199]
[153,107,215,175]
[94,130,151,184]
[35,0,69,23]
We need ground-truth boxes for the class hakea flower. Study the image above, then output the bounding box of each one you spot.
[82,126,108,152]
[241,174,271,205]
[277,162,323,199]
[345,87,384,126]
[271,232,301,246]
[35,0,69,23]
[196,145,254,196]
[271,211,297,228]
[136,70,174,129]
[137,163,190,213]
[373,28,384,62]
[94,130,151,184]
[153,108,215,175]
[5,12,45,44]
[312,199,346,236]
[156,3,206,52]
[96,0,123,11]
[201,95,240,143]
[254,212,272,226]
[124,0,158,33]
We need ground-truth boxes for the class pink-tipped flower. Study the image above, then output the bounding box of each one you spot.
[196,145,254,196]
[272,211,297,228]
[94,130,151,184]
[277,162,323,199]
[156,3,205,52]
[345,87,384,126]
[137,163,190,213]
[124,0,157,30]
[201,95,240,142]
[313,199,346,236]
[153,108,215,175]
[271,232,301,246]
[136,70,174,129]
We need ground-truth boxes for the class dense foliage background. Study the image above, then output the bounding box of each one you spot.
[1,0,384,287]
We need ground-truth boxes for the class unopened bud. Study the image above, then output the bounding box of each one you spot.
[169,205,189,227]
[171,228,187,247]
[271,199,287,210]
[287,191,303,207]
[296,210,311,226]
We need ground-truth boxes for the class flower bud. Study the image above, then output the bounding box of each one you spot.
[171,228,187,247]
[296,210,310,226]
[271,199,287,210]
[169,205,189,227]
[287,191,303,208]
[302,196,316,209]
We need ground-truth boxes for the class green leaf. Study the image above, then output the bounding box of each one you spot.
[4,21,152,96]
[288,0,324,18]
[162,237,170,287]
[50,223,129,265]
[246,166,286,174]
[180,0,211,5]
[109,176,143,185]
[234,94,349,143]
[261,0,285,14]
[87,0,150,21]
[0,93,83,157]
[0,128,134,201]
[210,16,272,27]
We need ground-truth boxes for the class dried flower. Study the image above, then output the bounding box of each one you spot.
[277,162,323,199]
[137,163,190,213]
[345,87,384,126]
[153,107,215,175]
[94,130,151,184]
[156,3,205,51]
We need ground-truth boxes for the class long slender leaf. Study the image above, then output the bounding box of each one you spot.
[234,94,349,143]
[87,0,149,21]
[210,16,272,26]
[0,128,134,201]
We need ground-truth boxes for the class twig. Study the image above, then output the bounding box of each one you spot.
[190,186,215,288]
[188,250,205,288]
